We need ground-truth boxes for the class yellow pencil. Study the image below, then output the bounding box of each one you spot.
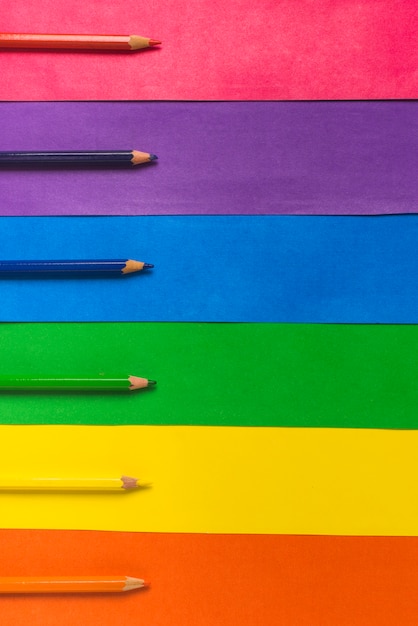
[0,475,141,492]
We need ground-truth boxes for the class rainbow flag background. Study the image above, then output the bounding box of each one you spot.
[0,1,417,624]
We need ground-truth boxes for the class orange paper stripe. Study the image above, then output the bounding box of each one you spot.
[0,530,417,625]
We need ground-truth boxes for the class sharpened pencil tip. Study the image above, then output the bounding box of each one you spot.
[128,376,156,390]
[149,39,162,46]
[143,263,154,269]
[149,154,158,161]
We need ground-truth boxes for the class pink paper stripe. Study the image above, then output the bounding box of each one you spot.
[1,0,416,101]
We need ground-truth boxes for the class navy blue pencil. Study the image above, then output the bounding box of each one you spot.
[0,259,153,274]
[0,150,158,166]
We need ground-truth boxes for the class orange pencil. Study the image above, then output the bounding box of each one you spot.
[0,575,146,594]
[0,34,161,51]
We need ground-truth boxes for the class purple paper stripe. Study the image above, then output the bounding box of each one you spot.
[0,101,416,216]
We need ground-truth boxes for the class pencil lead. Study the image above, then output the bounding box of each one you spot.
[143,263,154,269]
[147,380,157,386]
[149,154,158,161]
[149,39,161,46]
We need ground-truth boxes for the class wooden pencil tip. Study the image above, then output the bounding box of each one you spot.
[128,376,157,391]
[122,260,153,274]
[129,35,160,50]
[121,475,141,490]
[124,576,147,591]
[131,150,158,165]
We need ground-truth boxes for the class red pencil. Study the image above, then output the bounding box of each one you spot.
[0,34,161,51]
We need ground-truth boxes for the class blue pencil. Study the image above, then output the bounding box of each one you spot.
[0,150,158,166]
[0,260,153,274]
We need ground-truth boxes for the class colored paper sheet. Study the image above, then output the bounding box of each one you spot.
[0,102,417,216]
[1,0,416,100]
[0,216,418,323]
[0,323,417,428]
[2,425,418,534]
[2,531,418,626]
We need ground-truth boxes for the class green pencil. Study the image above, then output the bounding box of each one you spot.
[0,376,156,392]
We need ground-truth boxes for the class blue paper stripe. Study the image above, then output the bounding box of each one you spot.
[0,216,416,323]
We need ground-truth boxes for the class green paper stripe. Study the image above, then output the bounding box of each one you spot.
[0,323,416,428]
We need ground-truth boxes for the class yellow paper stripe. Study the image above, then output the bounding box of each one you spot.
[1,425,418,535]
